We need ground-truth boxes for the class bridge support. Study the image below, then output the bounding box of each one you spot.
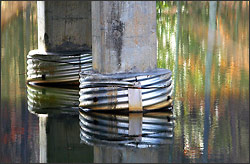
[27,1,92,84]
[37,1,91,52]
[79,1,173,112]
[92,1,157,74]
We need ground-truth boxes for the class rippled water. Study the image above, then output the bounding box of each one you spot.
[1,1,249,163]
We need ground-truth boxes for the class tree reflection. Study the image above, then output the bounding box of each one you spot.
[157,1,249,162]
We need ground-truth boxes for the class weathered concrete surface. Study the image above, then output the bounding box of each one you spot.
[37,1,91,52]
[92,1,157,74]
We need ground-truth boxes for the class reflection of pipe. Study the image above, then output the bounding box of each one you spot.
[80,110,175,162]
[27,90,93,163]
[27,84,80,115]
[79,110,175,148]
[203,1,217,163]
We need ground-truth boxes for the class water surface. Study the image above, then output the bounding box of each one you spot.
[1,1,249,163]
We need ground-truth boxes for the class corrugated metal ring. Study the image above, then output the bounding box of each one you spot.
[79,68,173,111]
[27,49,92,85]
[79,110,175,148]
[27,84,80,115]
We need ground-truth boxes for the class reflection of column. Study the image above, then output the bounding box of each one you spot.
[39,114,48,163]
[203,1,217,163]
[36,114,94,163]
[27,84,93,163]
[80,111,175,162]
[94,146,163,163]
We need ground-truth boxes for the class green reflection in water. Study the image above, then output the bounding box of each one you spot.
[157,1,249,163]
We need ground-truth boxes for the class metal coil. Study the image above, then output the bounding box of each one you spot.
[27,49,92,84]
[79,68,173,111]
[27,84,80,115]
[79,110,175,148]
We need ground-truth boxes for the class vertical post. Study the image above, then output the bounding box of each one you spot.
[37,1,92,52]
[92,1,157,74]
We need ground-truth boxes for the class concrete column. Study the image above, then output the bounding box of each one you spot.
[92,1,157,74]
[37,1,91,52]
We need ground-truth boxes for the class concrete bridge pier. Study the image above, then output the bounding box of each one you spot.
[37,1,91,52]
[92,1,157,74]
[79,1,173,112]
[27,1,92,84]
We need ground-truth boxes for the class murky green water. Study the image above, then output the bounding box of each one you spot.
[1,2,249,163]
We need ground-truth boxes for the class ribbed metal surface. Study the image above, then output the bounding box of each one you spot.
[27,49,92,84]
[79,68,173,111]
[79,110,175,148]
[27,84,80,115]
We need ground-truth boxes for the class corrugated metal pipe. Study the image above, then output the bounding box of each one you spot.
[27,49,92,85]
[79,68,173,112]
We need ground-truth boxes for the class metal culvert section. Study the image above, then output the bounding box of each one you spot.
[27,49,92,84]
[79,68,173,111]
[27,84,80,115]
[79,110,175,148]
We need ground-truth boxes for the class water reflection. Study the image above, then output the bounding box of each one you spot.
[27,84,79,115]
[26,84,93,163]
[79,110,175,162]
[157,1,249,162]
[203,1,217,163]
[1,2,39,163]
[1,1,249,163]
